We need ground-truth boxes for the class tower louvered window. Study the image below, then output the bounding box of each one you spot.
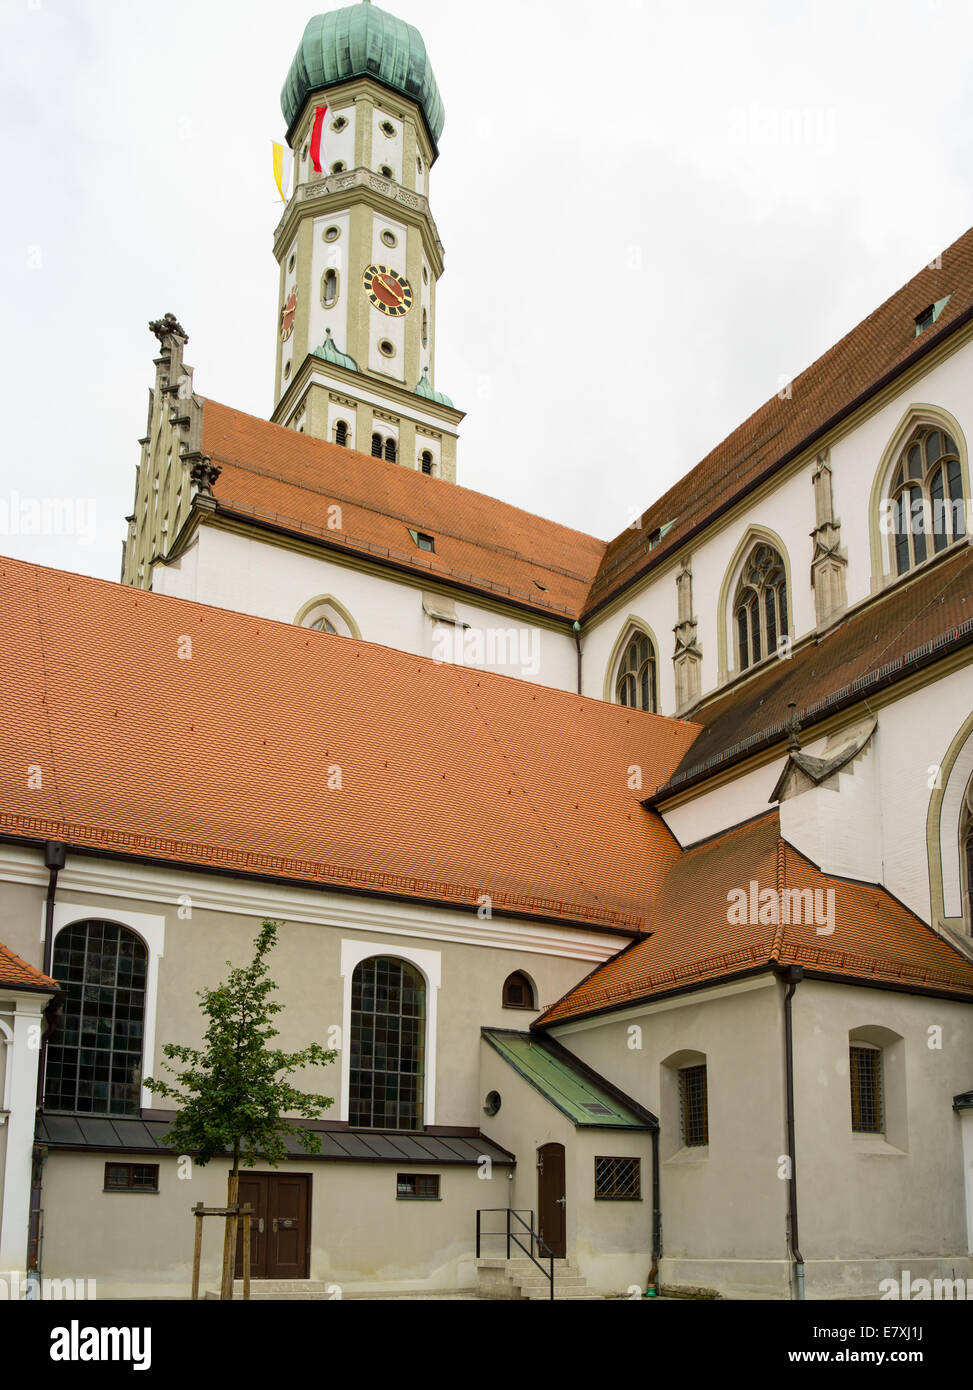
[334,420,348,447]
[371,433,383,459]
[384,437,397,463]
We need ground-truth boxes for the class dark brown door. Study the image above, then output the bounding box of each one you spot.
[537,1143,566,1258]
[235,1173,311,1279]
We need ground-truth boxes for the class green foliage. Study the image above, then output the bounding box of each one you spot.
[144,919,336,1171]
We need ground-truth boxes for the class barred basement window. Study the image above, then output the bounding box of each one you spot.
[594,1156,641,1200]
[396,1173,440,1199]
[850,1045,884,1132]
[45,920,147,1115]
[104,1162,159,1193]
[679,1063,708,1147]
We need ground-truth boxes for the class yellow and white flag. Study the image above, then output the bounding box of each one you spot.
[272,141,294,204]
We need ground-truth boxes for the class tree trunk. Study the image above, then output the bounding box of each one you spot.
[220,1148,240,1301]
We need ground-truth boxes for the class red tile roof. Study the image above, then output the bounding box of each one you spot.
[536,814,973,1024]
[200,400,605,619]
[0,941,56,992]
[584,225,973,615]
[195,229,973,632]
[0,556,699,931]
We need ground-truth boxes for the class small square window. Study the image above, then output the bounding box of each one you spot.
[104,1162,159,1193]
[412,531,435,553]
[396,1172,440,1199]
[594,1156,641,1200]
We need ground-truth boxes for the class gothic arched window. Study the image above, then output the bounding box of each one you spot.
[309,615,337,634]
[45,920,147,1115]
[615,631,656,711]
[734,544,788,671]
[887,426,966,575]
[350,957,425,1130]
[502,971,536,1009]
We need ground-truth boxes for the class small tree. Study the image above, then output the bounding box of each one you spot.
[144,918,336,1298]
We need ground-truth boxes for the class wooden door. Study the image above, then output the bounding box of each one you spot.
[235,1173,311,1279]
[537,1143,566,1258]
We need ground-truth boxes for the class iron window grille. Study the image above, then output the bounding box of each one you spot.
[45,920,147,1115]
[679,1064,709,1147]
[350,957,425,1130]
[849,1045,884,1133]
[396,1173,440,1199]
[104,1163,159,1193]
[594,1156,641,1200]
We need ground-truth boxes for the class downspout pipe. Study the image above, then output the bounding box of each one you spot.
[572,620,582,694]
[36,841,67,1106]
[778,963,805,1300]
[646,1126,662,1296]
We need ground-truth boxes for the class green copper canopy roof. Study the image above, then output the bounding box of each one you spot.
[482,1030,655,1129]
[313,327,358,372]
[282,2,445,148]
[414,365,452,407]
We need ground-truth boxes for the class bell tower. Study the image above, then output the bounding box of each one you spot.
[271,1,463,481]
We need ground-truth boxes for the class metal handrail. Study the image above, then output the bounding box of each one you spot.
[475,1207,556,1300]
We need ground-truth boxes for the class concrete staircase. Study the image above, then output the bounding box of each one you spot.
[476,1255,603,1300]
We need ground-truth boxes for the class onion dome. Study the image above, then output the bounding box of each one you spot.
[281,2,445,151]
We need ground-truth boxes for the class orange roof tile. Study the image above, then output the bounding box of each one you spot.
[537,813,973,1023]
[0,941,56,992]
[0,556,699,930]
[585,226,973,616]
[200,400,605,619]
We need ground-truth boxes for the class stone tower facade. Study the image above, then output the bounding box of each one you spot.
[271,2,463,480]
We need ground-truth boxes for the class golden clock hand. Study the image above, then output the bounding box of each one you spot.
[380,276,404,304]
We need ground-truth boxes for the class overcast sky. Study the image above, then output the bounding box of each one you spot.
[3,0,973,579]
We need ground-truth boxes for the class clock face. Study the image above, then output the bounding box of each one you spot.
[362,264,413,317]
[279,287,297,342]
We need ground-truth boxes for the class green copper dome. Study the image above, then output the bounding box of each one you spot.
[414,365,452,407]
[282,2,445,149]
[313,328,358,372]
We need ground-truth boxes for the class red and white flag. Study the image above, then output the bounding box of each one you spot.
[309,104,329,173]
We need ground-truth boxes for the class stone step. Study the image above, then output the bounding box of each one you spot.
[524,1289,604,1300]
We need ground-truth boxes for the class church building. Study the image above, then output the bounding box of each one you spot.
[1,1,972,1300]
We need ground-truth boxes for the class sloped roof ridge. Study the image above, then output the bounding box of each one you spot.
[201,398,607,559]
[0,940,57,991]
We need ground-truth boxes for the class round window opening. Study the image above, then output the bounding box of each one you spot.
[379,164,393,179]
[422,265,429,284]
[483,1091,501,1117]
[378,339,395,358]
[323,225,341,243]
[381,229,397,248]
[287,253,296,273]
[330,161,345,175]
[380,120,395,137]
[331,115,347,132]
[301,143,308,163]
[283,360,291,380]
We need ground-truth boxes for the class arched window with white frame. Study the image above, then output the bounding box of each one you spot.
[295,595,359,639]
[733,543,788,672]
